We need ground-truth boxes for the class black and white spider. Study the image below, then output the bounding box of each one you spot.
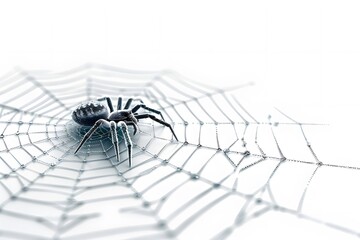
[72,96,178,167]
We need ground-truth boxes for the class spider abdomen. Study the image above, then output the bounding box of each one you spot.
[72,101,109,126]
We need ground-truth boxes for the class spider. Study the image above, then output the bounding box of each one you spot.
[72,96,178,167]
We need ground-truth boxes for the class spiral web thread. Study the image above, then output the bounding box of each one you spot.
[0,64,359,240]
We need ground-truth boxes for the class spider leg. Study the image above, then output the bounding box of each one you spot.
[117,97,122,110]
[124,97,144,110]
[98,96,114,112]
[124,121,139,135]
[133,98,144,104]
[124,98,133,109]
[118,121,133,167]
[109,121,121,162]
[131,104,164,120]
[135,114,178,141]
[74,119,109,154]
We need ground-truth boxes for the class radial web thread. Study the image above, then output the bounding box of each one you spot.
[0,64,359,240]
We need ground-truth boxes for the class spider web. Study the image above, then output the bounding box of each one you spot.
[0,64,359,240]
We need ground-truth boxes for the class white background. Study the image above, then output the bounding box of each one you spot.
[0,1,360,239]
[0,0,359,108]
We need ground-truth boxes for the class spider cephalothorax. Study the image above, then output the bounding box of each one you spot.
[72,97,178,167]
